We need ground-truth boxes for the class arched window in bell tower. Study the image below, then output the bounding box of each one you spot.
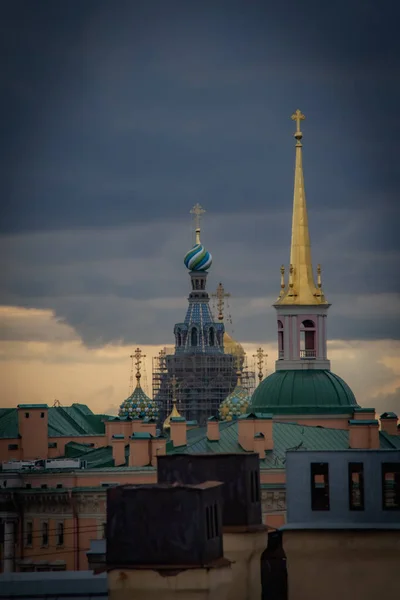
[300,320,316,359]
[209,327,215,347]
[176,329,182,347]
[278,320,284,359]
[191,327,198,347]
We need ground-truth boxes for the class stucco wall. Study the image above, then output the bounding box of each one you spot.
[283,529,400,600]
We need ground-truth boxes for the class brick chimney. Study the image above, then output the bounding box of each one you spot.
[380,412,398,436]
[348,419,380,449]
[111,434,126,467]
[352,407,376,421]
[18,404,49,460]
[238,413,273,452]
[151,435,166,467]
[253,433,265,459]
[170,417,187,448]
[129,432,151,467]
[207,417,220,442]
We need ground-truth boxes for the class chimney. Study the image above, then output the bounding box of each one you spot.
[254,414,273,450]
[111,434,126,467]
[151,435,166,467]
[207,417,220,442]
[238,413,256,451]
[349,419,380,449]
[170,417,187,448]
[352,407,376,421]
[253,433,265,459]
[18,404,49,460]
[380,412,398,436]
[129,432,151,467]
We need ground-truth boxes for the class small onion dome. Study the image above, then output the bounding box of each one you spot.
[184,244,212,271]
[219,375,250,422]
[163,401,182,431]
[118,384,159,419]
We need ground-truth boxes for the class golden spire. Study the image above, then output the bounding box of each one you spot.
[190,203,206,245]
[253,347,267,383]
[211,282,231,321]
[163,375,182,431]
[276,110,327,306]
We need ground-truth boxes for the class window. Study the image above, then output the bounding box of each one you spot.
[250,470,260,503]
[209,327,215,346]
[278,320,284,359]
[8,444,18,450]
[25,521,33,547]
[41,484,48,489]
[48,442,57,449]
[349,462,365,510]
[205,504,219,540]
[191,327,198,347]
[382,463,400,510]
[25,483,31,489]
[41,521,49,546]
[311,463,330,511]
[300,320,316,359]
[56,522,64,546]
[40,412,45,418]
[25,412,30,419]
[176,330,182,346]
[56,483,63,489]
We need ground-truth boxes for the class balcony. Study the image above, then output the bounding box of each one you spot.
[300,349,316,359]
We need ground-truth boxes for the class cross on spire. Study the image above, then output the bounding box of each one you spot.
[253,347,268,383]
[133,347,146,382]
[291,109,305,134]
[190,203,206,244]
[211,282,231,321]
[170,375,178,403]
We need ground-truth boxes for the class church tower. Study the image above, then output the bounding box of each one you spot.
[274,109,330,371]
[251,111,358,417]
[155,205,237,426]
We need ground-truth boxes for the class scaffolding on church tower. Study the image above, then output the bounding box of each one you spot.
[151,206,257,427]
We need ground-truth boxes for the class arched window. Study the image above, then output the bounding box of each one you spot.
[209,327,215,347]
[191,327,198,347]
[278,320,284,359]
[300,319,316,359]
[176,329,182,347]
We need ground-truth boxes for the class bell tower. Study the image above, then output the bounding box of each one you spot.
[274,110,331,371]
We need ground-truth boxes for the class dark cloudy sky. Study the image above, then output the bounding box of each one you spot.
[1,0,400,351]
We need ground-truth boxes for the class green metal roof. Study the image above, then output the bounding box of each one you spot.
[0,409,19,438]
[250,370,358,415]
[63,442,115,468]
[17,404,48,409]
[167,420,351,468]
[380,412,398,419]
[0,404,111,439]
[348,419,379,425]
[379,431,400,450]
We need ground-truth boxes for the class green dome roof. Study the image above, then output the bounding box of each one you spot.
[250,370,358,415]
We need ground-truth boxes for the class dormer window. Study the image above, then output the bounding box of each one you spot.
[209,327,215,347]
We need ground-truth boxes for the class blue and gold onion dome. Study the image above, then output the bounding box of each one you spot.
[118,380,159,419]
[184,243,212,271]
[219,375,251,421]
